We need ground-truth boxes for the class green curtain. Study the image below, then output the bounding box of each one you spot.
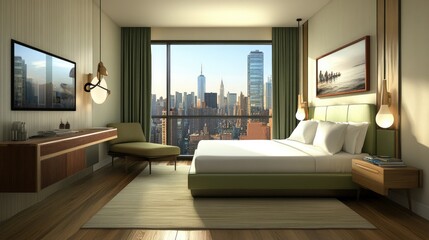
[121,27,152,140]
[272,27,299,139]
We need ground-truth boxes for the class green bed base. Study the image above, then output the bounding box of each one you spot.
[188,104,376,197]
[188,172,358,197]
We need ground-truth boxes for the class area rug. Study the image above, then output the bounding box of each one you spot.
[83,166,375,229]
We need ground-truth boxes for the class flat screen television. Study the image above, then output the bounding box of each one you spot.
[11,40,76,111]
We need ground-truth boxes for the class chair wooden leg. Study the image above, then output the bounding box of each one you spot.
[174,159,176,171]
[149,161,152,174]
[111,156,114,167]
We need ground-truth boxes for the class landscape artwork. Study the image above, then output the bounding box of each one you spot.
[316,36,370,97]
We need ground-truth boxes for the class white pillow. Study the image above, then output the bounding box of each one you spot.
[313,121,348,155]
[343,124,359,154]
[350,122,369,154]
[288,120,318,144]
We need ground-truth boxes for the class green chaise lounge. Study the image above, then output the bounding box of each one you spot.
[107,122,180,174]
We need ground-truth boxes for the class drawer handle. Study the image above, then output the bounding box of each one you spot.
[354,163,380,174]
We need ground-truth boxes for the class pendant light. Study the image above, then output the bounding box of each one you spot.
[295,18,307,121]
[375,5,393,128]
[375,79,393,128]
[84,0,110,104]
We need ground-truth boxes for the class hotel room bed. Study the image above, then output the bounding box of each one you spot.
[188,104,376,197]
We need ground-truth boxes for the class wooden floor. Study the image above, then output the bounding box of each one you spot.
[1,160,429,240]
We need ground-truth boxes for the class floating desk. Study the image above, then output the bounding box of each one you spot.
[0,128,117,192]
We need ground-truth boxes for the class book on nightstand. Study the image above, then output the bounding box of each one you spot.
[362,156,406,167]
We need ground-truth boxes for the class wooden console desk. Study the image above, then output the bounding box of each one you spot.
[0,128,117,192]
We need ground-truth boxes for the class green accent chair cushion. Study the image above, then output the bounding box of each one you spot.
[110,142,180,158]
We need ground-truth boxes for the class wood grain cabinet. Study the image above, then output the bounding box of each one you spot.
[352,158,422,210]
[0,129,117,192]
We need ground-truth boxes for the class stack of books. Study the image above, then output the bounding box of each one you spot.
[363,156,406,167]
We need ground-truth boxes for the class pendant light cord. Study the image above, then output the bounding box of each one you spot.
[383,0,386,80]
[99,0,102,62]
[296,18,302,96]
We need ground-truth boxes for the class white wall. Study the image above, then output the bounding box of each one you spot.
[307,0,377,106]
[152,27,271,41]
[400,0,429,219]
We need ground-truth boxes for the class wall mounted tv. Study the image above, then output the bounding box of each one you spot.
[11,40,76,111]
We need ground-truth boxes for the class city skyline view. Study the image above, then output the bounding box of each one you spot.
[151,44,272,99]
[150,43,273,155]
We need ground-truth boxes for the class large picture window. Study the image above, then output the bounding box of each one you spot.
[151,42,272,156]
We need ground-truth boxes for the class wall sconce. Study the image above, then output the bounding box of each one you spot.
[295,94,308,121]
[375,79,394,128]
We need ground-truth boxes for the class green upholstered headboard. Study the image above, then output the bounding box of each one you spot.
[308,104,376,155]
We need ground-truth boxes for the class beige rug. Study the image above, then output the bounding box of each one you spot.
[83,166,375,229]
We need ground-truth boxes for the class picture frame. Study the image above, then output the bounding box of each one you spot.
[11,40,76,111]
[316,36,370,97]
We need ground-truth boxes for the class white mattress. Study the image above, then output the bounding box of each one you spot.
[191,139,367,174]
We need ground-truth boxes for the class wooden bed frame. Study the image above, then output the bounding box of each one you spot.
[188,104,376,197]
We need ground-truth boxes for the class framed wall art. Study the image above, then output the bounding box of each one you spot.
[316,36,370,97]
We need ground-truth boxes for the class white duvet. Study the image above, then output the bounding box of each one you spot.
[192,139,367,174]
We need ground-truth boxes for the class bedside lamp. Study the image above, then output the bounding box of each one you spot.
[295,95,307,121]
[294,18,307,121]
[376,79,394,128]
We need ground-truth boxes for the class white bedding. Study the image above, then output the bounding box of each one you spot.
[191,139,367,174]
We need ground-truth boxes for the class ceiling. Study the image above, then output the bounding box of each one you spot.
[101,0,331,27]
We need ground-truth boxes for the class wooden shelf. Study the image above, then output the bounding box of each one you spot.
[0,128,117,192]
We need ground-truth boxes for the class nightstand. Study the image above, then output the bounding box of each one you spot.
[352,159,422,210]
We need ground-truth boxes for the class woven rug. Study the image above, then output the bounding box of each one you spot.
[83,166,375,229]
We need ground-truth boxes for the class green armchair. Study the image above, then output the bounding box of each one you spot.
[107,122,180,174]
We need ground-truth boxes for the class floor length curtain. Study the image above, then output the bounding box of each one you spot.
[272,27,299,139]
[121,27,152,140]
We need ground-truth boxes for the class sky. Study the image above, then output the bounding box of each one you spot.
[14,42,75,87]
[151,44,272,99]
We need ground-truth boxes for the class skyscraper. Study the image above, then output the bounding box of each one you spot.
[218,79,225,111]
[175,91,182,110]
[13,56,27,107]
[265,76,272,110]
[247,50,264,114]
[197,65,206,103]
[204,92,217,109]
[151,94,157,115]
[226,92,237,116]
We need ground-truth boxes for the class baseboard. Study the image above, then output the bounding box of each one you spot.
[389,191,429,220]
[92,156,112,171]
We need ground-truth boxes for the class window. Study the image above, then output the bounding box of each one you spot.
[151,42,272,156]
